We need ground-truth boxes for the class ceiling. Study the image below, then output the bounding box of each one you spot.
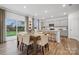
[0,4,79,19]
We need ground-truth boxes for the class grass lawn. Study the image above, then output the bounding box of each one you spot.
[7,31,16,36]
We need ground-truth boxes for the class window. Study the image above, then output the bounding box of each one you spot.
[17,21,25,32]
[5,19,16,36]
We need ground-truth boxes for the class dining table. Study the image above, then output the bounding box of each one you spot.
[30,33,42,54]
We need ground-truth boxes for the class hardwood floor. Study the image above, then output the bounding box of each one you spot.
[0,40,21,55]
[48,37,79,55]
[0,36,79,55]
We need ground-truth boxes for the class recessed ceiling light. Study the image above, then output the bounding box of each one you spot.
[24,6,26,8]
[44,10,48,13]
[62,4,66,7]
[64,12,67,15]
[35,13,37,16]
[51,16,54,18]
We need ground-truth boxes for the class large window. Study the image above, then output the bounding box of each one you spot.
[5,19,16,36]
[5,19,25,37]
[5,12,26,41]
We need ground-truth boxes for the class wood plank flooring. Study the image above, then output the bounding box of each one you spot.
[0,36,79,55]
[48,37,79,55]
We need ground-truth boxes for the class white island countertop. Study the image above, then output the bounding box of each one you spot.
[44,29,61,43]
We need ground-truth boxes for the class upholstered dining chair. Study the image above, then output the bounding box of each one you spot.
[17,34,23,51]
[37,34,49,54]
[22,33,34,54]
[17,32,27,51]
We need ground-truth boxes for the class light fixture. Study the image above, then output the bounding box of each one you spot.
[44,10,48,13]
[64,12,67,15]
[24,6,26,8]
[51,16,54,18]
[62,4,66,7]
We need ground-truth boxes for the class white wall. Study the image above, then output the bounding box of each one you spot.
[68,11,79,41]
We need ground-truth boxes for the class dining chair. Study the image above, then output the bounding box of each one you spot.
[22,33,34,54]
[17,32,27,51]
[37,34,49,55]
[17,34,23,51]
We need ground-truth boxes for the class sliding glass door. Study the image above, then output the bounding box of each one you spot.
[5,19,25,41]
[5,19,16,37]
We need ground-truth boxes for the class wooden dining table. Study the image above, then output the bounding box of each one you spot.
[30,33,41,54]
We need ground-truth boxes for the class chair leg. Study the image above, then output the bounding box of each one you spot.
[20,42,23,51]
[47,43,49,51]
[20,44,22,51]
[45,43,49,51]
[22,45,29,55]
[41,46,44,55]
[27,45,29,55]
[21,43,24,52]
[17,41,19,48]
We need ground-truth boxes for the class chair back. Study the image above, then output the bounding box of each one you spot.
[40,34,48,45]
[18,32,27,35]
[17,34,23,43]
[18,32,28,43]
[22,33,30,45]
